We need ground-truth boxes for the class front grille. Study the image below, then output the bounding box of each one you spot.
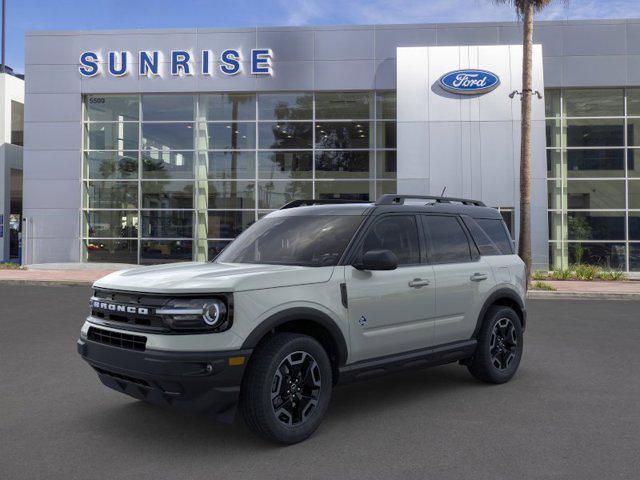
[90,289,168,331]
[88,326,147,351]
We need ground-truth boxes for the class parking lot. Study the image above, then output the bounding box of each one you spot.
[2,284,639,480]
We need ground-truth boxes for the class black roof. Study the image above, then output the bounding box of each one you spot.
[274,195,503,220]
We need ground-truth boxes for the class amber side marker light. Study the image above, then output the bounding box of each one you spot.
[228,356,246,366]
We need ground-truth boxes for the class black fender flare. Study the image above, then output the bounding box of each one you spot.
[472,288,526,338]
[241,307,349,366]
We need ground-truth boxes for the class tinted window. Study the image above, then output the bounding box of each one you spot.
[476,218,514,255]
[361,216,420,265]
[463,218,500,256]
[423,216,471,264]
[217,215,362,267]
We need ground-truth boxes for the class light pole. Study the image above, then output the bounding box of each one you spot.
[1,0,5,74]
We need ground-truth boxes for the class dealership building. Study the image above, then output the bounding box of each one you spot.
[21,18,640,272]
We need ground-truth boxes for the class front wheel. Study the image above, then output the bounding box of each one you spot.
[239,333,332,444]
[467,306,523,384]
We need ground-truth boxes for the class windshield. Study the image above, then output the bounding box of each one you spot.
[216,215,363,267]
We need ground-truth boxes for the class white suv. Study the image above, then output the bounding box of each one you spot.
[78,194,527,444]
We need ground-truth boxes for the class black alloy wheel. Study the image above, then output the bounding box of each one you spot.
[489,317,518,370]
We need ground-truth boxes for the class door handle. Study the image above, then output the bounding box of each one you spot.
[470,272,488,282]
[409,278,430,288]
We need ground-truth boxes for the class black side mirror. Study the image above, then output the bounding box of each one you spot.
[355,249,399,271]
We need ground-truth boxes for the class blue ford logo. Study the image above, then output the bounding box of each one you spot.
[438,69,500,95]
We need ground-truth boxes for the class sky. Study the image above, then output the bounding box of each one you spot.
[5,0,640,73]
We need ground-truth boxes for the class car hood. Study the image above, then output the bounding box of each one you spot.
[93,262,335,294]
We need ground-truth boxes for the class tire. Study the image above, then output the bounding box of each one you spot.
[239,333,333,444]
[467,306,523,384]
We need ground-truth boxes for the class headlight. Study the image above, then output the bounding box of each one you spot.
[157,298,230,332]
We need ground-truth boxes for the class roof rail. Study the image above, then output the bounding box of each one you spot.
[376,194,486,207]
[280,199,370,209]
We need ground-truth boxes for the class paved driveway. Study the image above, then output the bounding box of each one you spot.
[1,285,639,479]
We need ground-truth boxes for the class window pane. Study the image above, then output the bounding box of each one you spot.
[566,119,624,147]
[376,122,396,148]
[548,212,565,241]
[567,212,625,240]
[629,149,640,178]
[208,211,255,238]
[563,89,623,117]
[85,211,138,238]
[376,180,396,197]
[85,151,138,179]
[567,180,625,209]
[199,93,255,121]
[199,122,256,150]
[142,150,194,179]
[209,240,232,259]
[258,181,312,209]
[258,122,313,149]
[85,239,137,263]
[141,240,192,264]
[361,216,420,265]
[566,149,624,178]
[258,151,313,179]
[10,101,23,146]
[423,215,472,264]
[204,151,255,179]
[315,92,373,119]
[376,91,396,119]
[142,95,194,121]
[141,211,193,238]
[544,89,560,118]
[629,181,640,209]
[568,243,626,269]
[142,181,193,209]
[627,118,640,146]
[377,151,397,179]
[475,218,514,254]
[258,93,312,120]
[85,122,138,150]
[547,150,562,178]
[628,213,640,240]
[631,244,640,272]
[546,119,562,148]
[315,151,372,179]
[315,122,371,149]
[142,123,194,150]
[85,95,139,122]
[627,88,640,116]
[86,181,138,209]
[316,180,373,201]
[209,181,255,209]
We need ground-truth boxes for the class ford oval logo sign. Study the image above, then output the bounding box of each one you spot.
[438,69,500,95]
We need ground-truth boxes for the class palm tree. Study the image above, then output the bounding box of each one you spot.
[494,0,554,286]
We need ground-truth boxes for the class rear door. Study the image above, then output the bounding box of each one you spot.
[345,214,436,363]
[421,214,493,345]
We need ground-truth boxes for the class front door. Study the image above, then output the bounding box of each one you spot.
[345,214,436,363]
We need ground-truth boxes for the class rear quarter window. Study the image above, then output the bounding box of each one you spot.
[475,218,514,255]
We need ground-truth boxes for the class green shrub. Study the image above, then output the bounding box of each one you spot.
[531,281,557,291]
[550,268,573,280]
[0,262,22,270]
[597,270,627,281]
[574,264,601,281]
[531,270,548,281]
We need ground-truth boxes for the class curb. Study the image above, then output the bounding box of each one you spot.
[0,279,94,287]
[527,291,640,301]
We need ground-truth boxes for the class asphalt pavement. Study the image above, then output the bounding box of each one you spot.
[1,284,639,480]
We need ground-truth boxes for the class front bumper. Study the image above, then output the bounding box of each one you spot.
[77,337,252,418]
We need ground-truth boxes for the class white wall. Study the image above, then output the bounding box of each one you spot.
[396,45,548,270]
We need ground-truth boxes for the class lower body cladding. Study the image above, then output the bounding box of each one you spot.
[77,336,252,423]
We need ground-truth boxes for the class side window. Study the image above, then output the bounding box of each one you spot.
[476,218,514,255]
[361,215,420,266]
[422,215,472,264]
[463,217,501,256]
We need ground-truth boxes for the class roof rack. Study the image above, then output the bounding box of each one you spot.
[280,199,370,209]
[376,194,486,207]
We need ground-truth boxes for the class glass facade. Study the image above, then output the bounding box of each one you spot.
[82,92,397,264]
[546,88,640,272]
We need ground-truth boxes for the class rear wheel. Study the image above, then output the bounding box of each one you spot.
[467,306,523,384]
[239,333,332,444]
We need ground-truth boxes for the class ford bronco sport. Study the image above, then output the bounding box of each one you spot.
[78,194,526,444]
